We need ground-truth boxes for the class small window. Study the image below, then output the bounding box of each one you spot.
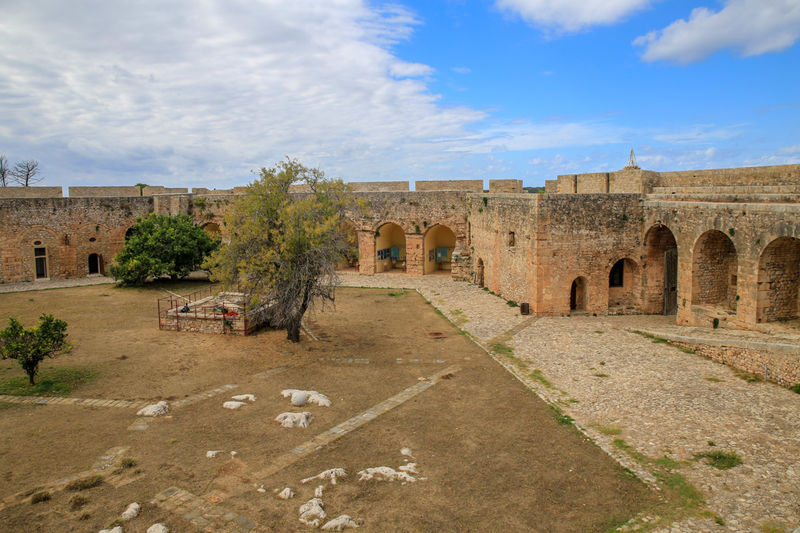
[33,240,42,246]
[508,231,515,247]
[89,237,96,242]
[34,247,46,257]
[609,259,624,287]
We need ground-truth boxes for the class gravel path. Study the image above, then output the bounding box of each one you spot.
[0,276,114,293]
[339,272,800,533]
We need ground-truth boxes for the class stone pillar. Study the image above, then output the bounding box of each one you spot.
[357,230,375,275]
[406,233,424,276]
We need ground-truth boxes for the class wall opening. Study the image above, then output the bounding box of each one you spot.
[375,222,406,273]
[570,276,587,312]
[608,258,641,313]
[757,237,800,323]
[336,222,359,270]
[644,225,678,315]
[476,258,485,287]
[423,224,456,275]
[124,226,136,241]
[202,222,221,238]
[692,230,738,311]
[88,253,102,275]
[34,247,48,279]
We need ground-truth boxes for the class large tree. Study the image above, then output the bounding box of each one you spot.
[0,155,9,186]
[0,314,70,385]
[110,213,219,286]
[205,159,357,342]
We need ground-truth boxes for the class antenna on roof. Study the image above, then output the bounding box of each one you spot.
[624,148,640,170]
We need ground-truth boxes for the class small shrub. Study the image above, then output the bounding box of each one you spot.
[790,384,800,394]
[530,369,554,389]
[712,317,720,329]
[694,450,742,470]
[70,495,89,510]
[66,475,104,491]
[482,197,488,206]
[506,300,517,307]
[120,457,137,469]
[79,513,91,521]
[548,404,573,425]
[30,491,51,504]
[593,373,609,378]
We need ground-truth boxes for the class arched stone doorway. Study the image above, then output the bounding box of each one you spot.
[692,230,738,311]
[644,225,678,315]
[423,224,456,275]
[757,237,800,323]
[202,222,221,239]
[88,253,102,275]
[570,277,587,312]
[608,258,641,313]
[375,222,405,273]
[475,258,485,287]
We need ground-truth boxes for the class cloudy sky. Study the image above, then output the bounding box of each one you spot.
[1,0,799,189]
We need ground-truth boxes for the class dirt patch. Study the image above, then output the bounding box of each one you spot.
[0,283,657,531]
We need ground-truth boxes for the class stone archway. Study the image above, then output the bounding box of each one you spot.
[692,230,738,311]
[608,258,641,313]
[570,276,587,312]
[643,225,678,315]
[88,253,102,275]
[423,224,456,275]
[757,237,800,323]
[375,222,406,273]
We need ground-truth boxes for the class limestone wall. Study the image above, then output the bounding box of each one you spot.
[415,180,482,192]
[0,197,152,282]
[350,181,409,192]
[0,187,63,198]
[657,164,800,188]
[489,180,523,193]
[69,185,188,197]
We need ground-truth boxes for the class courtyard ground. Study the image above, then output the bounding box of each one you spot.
[0,281,655,532]
[337,272,800,533]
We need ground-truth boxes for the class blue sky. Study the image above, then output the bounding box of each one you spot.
[1,0,798,190]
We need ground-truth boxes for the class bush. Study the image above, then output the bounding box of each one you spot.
[30,491,51,504]
[111,213,218,286]
[0,315,70,385]
[66,475,103,491]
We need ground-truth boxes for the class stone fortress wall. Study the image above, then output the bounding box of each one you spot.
[3,164,800,339]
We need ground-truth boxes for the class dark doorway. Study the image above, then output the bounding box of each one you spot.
[664,248,678,315]
[476,258,485,287]
[88,253,101,274]
[34,247,47,279]
[570,277,587,311]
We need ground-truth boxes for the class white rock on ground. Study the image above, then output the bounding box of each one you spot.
[314,485,324,497]
[121,502,140,521]
[400,447,413,458]
[99,528,123,533]
[321,515,360,531]
[299,497,326,526]
[147,525,169,533]
[206,450,221,458]
[275,412,313,428]
[357,466,416,483]
[231,394,256,402]
[301,468,347,485]
[281,389,331,407]
[257,485,266,493]
[222,401,247,410]
[398,463,418,474]
[136,401,169,417]
[277,487,295,499]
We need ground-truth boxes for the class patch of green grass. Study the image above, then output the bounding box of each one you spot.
[492,343,513,355]
[548,404,573,425]
[734,370,762,383]
[704,376,723,382]
[699,509,725,526]
[694,450,742,470]
[506,300,518,307]
[759,521,787,533]
[654,456,680,469]
[655,471,704,509]
[593,373,610,378]
[591,424,622,436]
[599,361,606,366]
[66,475,104,491]
[529,369,555,389]
[0,367,96,396]
[387,291,406,297]
[707,441,716,447]
[30,491,51,504]
[676,345,697,354]
[594,330,604,334]
[790,383,800,394]
[0,401,21,410]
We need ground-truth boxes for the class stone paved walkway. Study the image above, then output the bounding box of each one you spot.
[337,272,800,533]
[0,275,115,293]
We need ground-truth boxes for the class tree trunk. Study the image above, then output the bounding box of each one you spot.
[28,372,35,385]
[286,320,301,342]
[286,282,312,343]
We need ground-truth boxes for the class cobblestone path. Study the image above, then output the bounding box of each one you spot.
[338,272,800,533]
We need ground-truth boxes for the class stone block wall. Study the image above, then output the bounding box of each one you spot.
[0,197,152,282]
[489,180,523,193]
[350,181,409,192]
[0,187,63,198]
[415,180,482,192]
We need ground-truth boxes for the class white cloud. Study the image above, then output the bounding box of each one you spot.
[495,0,651,33]
[451,66,471,74]
[634,0,800,63]
[0,0,625,187]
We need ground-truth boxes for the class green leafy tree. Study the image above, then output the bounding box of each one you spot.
[110,213,219,286]
[0,314,70,385]
[205,158,359,342]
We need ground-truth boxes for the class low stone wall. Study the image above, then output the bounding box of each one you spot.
[676,342,800,388]
[415,180,482,192]
[0,187,63,198]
